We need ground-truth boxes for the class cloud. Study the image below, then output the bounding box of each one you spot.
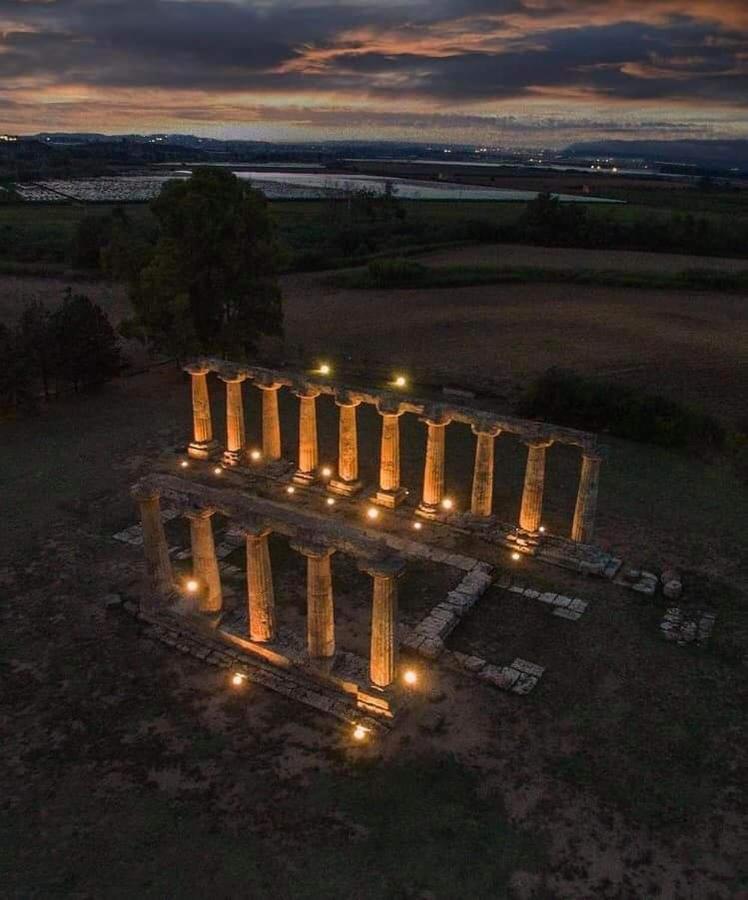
[1,0,747,140]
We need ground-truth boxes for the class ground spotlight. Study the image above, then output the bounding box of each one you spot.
[511,551,521,562]
[366,507,380,521]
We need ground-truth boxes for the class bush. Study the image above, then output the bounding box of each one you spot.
[518,368,726,451]
[366,257,427,287]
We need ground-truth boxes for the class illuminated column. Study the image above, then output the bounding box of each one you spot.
[572,451,602,544]
[245,527,276,641]
[470,424,501,518]
[220,372,247,467]
[361,557,405,689]
[417,411,451,518]
[186,363,219,459]
[185,508,223,615]
[374,401,407,508]
[257,381,282,462]
[330,391,363,495]
[293,386,320,484]
[519,439,553,533]
[292,542,336,661]
[132,486,173,606]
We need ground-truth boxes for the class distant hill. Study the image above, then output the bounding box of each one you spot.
[564,140,748,172]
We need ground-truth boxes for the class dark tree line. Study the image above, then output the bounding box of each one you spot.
[0,290,122,413]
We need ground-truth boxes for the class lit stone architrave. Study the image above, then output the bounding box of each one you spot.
[373,398,408,508]
[256,377,283,462]
[219,370,247,467]
[329,390,363,496]
[519,439,554,533]
[292,541,336,662]
[245,525,276,641]
[185,363,219,459]
[416,407,452,519]
[292,384,321,485]
[470,423,501,518]
[184,507,223,615]
[360,556,406,689]
[571,450,603,544]
[132,485,174,607]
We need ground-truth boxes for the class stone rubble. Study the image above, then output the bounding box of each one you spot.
[660,608,716,646]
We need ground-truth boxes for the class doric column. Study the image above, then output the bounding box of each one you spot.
[257,379,282,462]
[572,451,602,544]
[132,486,174,606]
[185,363,219,459]
[330,391,363,496]
[220,371,247,467]
[374,400,407,508]
[470,424,501,518]
[245,527,276,641]
[293,385,320,485]
[292,542,335,661]
[361,557,405,689]
[417,408,451,518]
[519,439,553,533]
[185,508,223,615]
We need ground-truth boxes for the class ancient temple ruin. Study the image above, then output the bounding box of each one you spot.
[128,359,615,728]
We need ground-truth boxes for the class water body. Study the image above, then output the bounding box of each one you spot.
[232,170,622,203]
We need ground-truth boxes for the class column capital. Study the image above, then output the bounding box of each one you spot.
[376,397,405,417]
[131,482,160,502]
[217,366,248,384]
[522,436,554,449]
[290,540,334,560]
[184,360,211,376]
[358,555,406,579]
[420,404,451,427]
[471,420,501,438]
[293,380,321,400]
[255,373,283,391]
[582,447,605,462]
[334,389,362,408]
[183,505,215,521]
[239,521,272,539]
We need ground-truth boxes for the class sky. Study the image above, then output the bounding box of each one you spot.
[2,0,748,146]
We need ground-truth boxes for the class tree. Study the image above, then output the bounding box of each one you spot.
[125,168,283,360]
[0,322,35,413]
[17,299,54,398]
[51,289,123,392]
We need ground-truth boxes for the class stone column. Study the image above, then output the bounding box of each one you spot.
[361,557,405,689]
[185,508,223,615]
[186,363,219,459]
[519,439,553,533]
[293,386,320,484]
[470,425,501,518]
[132,486,174,606]
[374,401,407,508]
[257,381,282,462]
[220,373,247,467]
[330,392,363,495]
[572,451,602,544]
[245,527,276,641]
[292,543,335,661]
[417,410,451,518]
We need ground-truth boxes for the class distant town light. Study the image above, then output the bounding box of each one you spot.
[394,375,407,388]
[319,363,331,375]
[366,507,380,521]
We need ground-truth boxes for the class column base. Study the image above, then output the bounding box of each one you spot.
[329,478,363,497]
[292,469,317,486]
[222,448,244,467]
[373,487,408,509]
[416,502,441,519]
[188,439,220,460]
